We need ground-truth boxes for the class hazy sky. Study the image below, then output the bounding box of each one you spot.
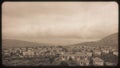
[2,2,118,44]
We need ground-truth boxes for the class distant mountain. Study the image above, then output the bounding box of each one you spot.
[2,33,118,48]
[2,39,51,49]
[74,33,118,48]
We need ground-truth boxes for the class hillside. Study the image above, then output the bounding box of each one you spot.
[2,33,118,48]
[2,39,51,48]
[98,33,118,47]
[74,33,118,48]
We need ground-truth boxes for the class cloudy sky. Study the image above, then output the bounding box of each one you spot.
[2,2,118,45]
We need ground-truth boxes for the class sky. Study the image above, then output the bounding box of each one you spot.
[2,2,118,45]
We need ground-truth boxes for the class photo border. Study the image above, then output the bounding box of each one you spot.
[0,0,119,68]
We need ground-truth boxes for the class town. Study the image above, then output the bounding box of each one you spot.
[2,45,118,66]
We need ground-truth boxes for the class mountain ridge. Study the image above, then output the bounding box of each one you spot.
[2,33,118,48]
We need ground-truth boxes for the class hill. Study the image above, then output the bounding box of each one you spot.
[98,33,118,47]
[2,33,118,48]
[74,33,118,48]
[2,39,51,49]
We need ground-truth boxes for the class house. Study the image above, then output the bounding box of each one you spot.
[93,50,101,56]
[113,51,118,56]
[86,52,92,57]
[102,49,109,54]
[3,50,10,57]
[23,49,35,57]
[60,52,88,61]
[92,57,104,66]
[79,59,90,66]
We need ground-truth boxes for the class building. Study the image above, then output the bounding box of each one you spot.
[59,52,90,66]
[2,49,10,57]
[113,51,118,56]
[101,49,109,54]
[92,57,104,66]
[23,49,35,57]
[86,52,92,57]
[93,50,101,56]
[60,52,87,60]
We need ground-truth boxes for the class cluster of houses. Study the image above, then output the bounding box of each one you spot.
[57,45,118,66]
[2,45,118,66]
[2,46,65,58]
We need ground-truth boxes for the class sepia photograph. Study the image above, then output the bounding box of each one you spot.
[2,2,118,66]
